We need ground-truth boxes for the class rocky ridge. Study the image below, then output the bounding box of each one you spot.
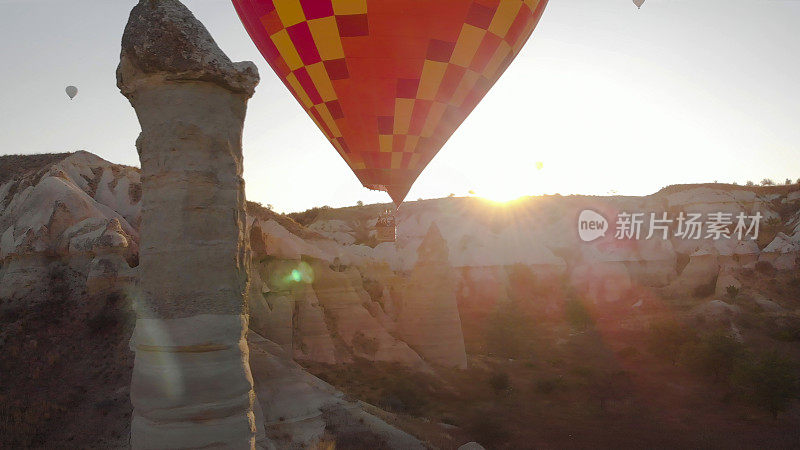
[3,151,800,447]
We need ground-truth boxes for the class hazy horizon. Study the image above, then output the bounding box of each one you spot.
[1,0,799,212]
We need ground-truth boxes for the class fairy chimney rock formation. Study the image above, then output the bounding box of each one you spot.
[398,223,468,368]
[117,1,261,448]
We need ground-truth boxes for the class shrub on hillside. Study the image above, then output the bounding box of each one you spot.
[334,431,390,449]
[87,292,134,335]
[485,301,535,358]
[588,370,632,412]
[770,315,800,342]
[534,377,567,394]
[565,298,594,331]
[464,409,509,447]
[378,377,427,416]
[489,372,511,394]
[647,320,697,366]
[693,280,717,299]
[685,331,746,382]
[755,261,776,276]
[616,346,640,360]
[732,351,799,419]
[506,263,548,303]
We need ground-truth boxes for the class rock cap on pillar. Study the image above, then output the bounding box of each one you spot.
[117,0,259,98]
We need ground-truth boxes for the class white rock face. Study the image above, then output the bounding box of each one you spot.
[760,232,800,269]
[571,260,633,304]
[311,262,425,366]
[117,0,260,447]
[692,300,741,324]
[665,187,779,220]
[0,151,140,302]
[752,294,784,312]
[248,332,425,449]
[308,219,356,245]
[293,284,337,364]
[669,253,720,298]
[459,442,487,450]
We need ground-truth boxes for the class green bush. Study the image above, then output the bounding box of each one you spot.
[768,315,800,342]
[755,261,776,275]
[534,377,566,394]
[647,320,696,366]
[616,346,640,360]
[507,263,546,302]
[693,280,717,299]
[685,331,746,381]
[489,372,510,394]
[464,410,509,446]
[485,302,534,358]
[565,298,593,331]
[378,378,427,416]
[588,370,632,412]
[732,351,799,419]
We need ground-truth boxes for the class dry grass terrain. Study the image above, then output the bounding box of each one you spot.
[0,269,134,448]
[304,268,800,449]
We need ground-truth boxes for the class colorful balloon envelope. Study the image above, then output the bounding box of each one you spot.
[232,0,549,205]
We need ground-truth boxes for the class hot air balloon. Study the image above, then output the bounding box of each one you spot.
[66,86,78,100]
[232,0,549,207]
[633,0,645,9]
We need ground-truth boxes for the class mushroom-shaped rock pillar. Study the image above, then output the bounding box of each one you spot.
[117,1,261,448]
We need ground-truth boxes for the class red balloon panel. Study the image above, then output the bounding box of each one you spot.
[232,0,549,204]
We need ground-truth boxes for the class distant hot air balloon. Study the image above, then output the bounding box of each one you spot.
[535,161,544,171]
[66,86,78,100]
[232,0,549,206]
[633,0,645,9]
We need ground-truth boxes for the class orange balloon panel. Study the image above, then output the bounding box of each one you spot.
[232,0,549,204]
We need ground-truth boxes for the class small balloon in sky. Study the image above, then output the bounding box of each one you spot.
[633,0,645,9]
[535,161,544,171]
[65,86,78,100]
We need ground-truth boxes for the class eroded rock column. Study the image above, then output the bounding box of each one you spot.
[398,223,468,369]
[117,1,260,448]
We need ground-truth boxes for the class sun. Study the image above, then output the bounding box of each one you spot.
[468,161,546,203]
[475,185,526,203]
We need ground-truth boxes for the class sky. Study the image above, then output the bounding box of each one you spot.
[1,0,799,212]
